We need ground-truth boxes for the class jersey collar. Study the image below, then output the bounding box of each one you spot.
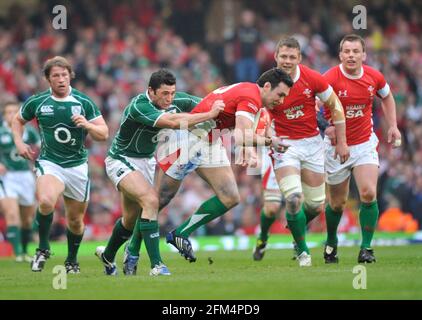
[339,64,363,80]
[292,65,301,83]
[49,86,73,101]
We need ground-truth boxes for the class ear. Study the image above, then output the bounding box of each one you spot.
[362,51,367,62]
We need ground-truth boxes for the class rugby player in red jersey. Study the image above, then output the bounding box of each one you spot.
[322,34,401,264]
[137,68,293,263]
[267,37,349,267]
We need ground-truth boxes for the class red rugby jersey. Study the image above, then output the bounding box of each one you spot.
[268,64,332,139]
[323,64,390,145]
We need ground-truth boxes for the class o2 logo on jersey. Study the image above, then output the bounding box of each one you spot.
[54,127,76,145]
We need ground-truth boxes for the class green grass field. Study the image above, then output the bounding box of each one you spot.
[1,241,422,300]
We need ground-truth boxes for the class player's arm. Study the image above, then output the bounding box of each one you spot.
[11,114,35,160]
[381,92,401,147]
[234,114,288,153]
[0,162,6,175]
[323,91,349,163]
[72,115,109,141]
[155,100,224,129]
[234,114,270,147]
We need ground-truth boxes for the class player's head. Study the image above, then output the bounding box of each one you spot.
[274,37,302,76]
[1,101,19,125]
[256,68,293,109]
[43,56,74,98]
[339,34,366,74]
[148,69,177,109]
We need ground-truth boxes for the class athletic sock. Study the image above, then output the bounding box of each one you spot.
[127,217,143,256]
[36,209,53,250]
[286,206,309,254]
[65,228,84,263]
[325,204,343,247]
[21,227,32,254]
[176,196,228,237]
[104,218,132,262]
[359,201,379,249]
[258,209,276,242]
[139,219,162,268]
[6,226,23,256]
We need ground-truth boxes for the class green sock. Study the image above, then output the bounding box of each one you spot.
[286,207,309,254]
[176,196,228,237]
[7,226,23,256]
[259,209,276,242]
[36,209,53,250]
[139,219,162,268]
[65,229,84,263]
[304,205,319,225]
[21,228,32,254]
[104,218,132,262]
[325,204,343,247]
[127,217,143,256]
[359,201,379,249]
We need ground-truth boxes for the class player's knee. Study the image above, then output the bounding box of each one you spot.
[159,190,177,211]
[21,216,33,229]
[329,198,347,212]
[139,193,159,211]
[264,202,280,217]
[279,175,302,214]
[218,189,240,209]
[6,213,20,226]
[67,217,84,234]
[359,187,376,203]
[303,183,325,212]
[38,194,56,213]
[286,192,303,214]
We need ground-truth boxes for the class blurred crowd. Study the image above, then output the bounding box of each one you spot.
[0,0,421,240]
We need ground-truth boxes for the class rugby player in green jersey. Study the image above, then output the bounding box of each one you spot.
[0,102,40,262]
[95,69,224,276]
[12,56,109,273]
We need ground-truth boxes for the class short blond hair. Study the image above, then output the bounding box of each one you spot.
[43,56,75,79]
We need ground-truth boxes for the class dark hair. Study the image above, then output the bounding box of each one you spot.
[275,36,301,53]
[43,56,75,79]
[148,69,176,92]
[339,34,366,52]
[256,68,293,89]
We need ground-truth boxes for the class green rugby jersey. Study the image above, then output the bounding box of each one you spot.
[109,91,201,159]
[0,122,39,171]
[20,87,102,168]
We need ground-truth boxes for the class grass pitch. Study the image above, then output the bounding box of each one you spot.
[1,243,421,300]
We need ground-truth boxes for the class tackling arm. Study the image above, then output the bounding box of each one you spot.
[155,100,225,129]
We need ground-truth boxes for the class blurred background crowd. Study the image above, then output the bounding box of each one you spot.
[0,0,421,241]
